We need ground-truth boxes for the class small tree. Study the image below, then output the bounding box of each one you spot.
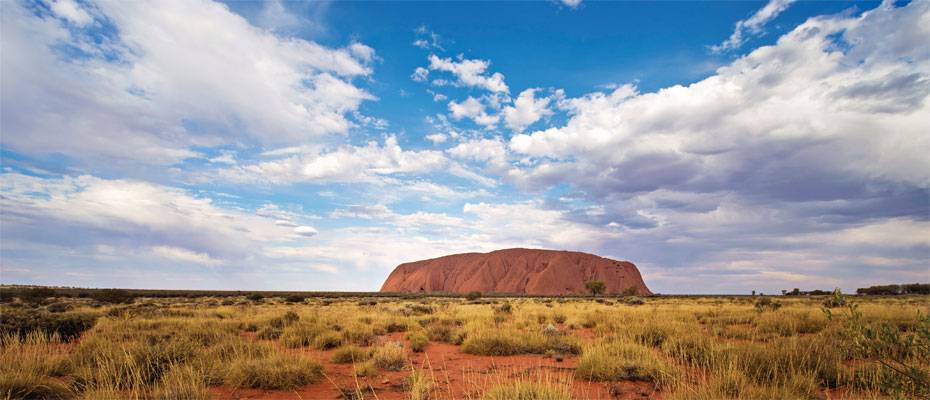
[465,291,482,301]
[584,280,606,296]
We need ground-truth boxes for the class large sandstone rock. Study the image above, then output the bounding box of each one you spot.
[380,248,652,295]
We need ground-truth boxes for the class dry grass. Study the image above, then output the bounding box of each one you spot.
[1,294,925,399]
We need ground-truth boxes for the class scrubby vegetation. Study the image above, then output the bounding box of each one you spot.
[0,288,926,399]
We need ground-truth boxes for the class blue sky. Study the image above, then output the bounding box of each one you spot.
[1,0,928,294]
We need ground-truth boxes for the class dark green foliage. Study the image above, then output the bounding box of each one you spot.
[840,304,930,398]
[621,286,639,296]
[754,297,781,312]
[284,295,305,303]
[585,280,606,296]
[822,288,847,308]
[246,293,264,301]
[465,291,482,301]
[0,310,97,341]
[496,302,512,314]
[90,289,135,304]
[857,283,930,295]
[46,302,72,313]
[18,287,56,303]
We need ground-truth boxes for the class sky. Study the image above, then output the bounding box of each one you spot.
[1,0,928,294]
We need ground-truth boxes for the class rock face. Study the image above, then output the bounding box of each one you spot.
[380,248,652,295]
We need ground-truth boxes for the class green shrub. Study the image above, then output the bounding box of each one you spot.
[576,340,678,387]
[90,289,135,304]
[312,332,343,350]
[18,288,56,304]
[280,323,325,348]
[371,342,407,371]
[461,328,580,356]
[331,345,370,364]
[352,361,378,377]
[225,354,322,390]
[407,331,429,352]
[0,310,97,342]
[481,382,571,400]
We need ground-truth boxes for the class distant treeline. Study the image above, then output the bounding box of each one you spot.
[855,283,929,295]
[782,283,929,296]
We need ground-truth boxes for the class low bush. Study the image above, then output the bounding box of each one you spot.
[0,332,73,399]
[481,382,571,400]
[225,353,323,390]
[150,364,210,400]
[0,310,97,341]
[280,323,326,348]
[461,327,581,356]
[353,361,378,377]
[407,331,429,352]
[407,368,434,400]
[331,345,370,364]
[312,331,343,350]
[576,340,678,387]
[372,342,407,371]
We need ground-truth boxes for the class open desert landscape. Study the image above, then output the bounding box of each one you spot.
[2,280,928,399]
[3,0,929,398]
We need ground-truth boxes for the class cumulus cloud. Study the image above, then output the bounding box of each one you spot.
[712,0,797,52]
[448,97,500,127]
[502,88,554,133]
[448,138,510,172]
[0,173,303,264]
[216,136,450,184]
[496,1,929,292]
[559,0,582,9]
[427,54,509,93]
[0,0,375,167]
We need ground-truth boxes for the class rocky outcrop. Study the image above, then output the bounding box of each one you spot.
[380,248,652,295]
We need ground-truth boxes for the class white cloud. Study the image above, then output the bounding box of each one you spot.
[560,0,582,9]
[218,136,449,184]
[448,138,510,171]
[294,226,319,237]
[0,173,304,264]
[502,88,554,133]
[411,66,429,82]
[427,54,509,93]
[151,246,222,266]
[448,97,499,127]
[425,133,448,144]
[712,0,797,52]
[50,0,93,26]
[412,26,443,50]
[1,0,375,167]
[509,3,930,191]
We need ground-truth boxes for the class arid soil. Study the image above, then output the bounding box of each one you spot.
[381,248,652,296]
[211,330,658,400]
